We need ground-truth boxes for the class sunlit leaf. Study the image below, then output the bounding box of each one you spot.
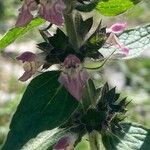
[0,18,45,51]
[96,0,142,16]
[102,122,150,150]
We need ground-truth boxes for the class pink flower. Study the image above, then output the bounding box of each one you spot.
[16,0,66,27]
[59,55,89,101]
[53,133,77,150]
[106,23,127,34]
[106,33,129,56]
[39,0,66,26]
[16,0,38,27]
[106,23,129,56]
[16,51,46,82]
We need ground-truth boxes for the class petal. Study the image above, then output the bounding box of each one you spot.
[106,33,120,46]
[16,51,37,62]
[15,4,33,27]
[53,137,69,149]
[59,70,88,101]
[53,133,77,150]
[119,45,129,56]
[23,62,32,72]
[107,23,127,34]
[59,55,88,100]
[63,54,81,68]
[27,0,38,11]
[106,33,129,56]
[39,0,65,26]
[19,70,33,82]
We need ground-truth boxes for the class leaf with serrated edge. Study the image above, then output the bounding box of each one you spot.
[96,0,142,16]
[0,18,45,51]
[102,122,150,150]
[99,24,150,59]
[2,71,78,150]
[82,79,101,110]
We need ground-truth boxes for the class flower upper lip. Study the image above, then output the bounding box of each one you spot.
[106,23,129,56]
[16,51,46,82]
[16,0,66,27]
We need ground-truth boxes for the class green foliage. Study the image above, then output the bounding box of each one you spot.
[2,71,78,150]
[96,0,142,16]
[82,79,101,110]
[100,24,150,59]
[75,13,93,42]
[80,21,107,59]
[20,128,69,150]
[0,18,45,51]
[102,122,150,150]
[83,58,104,69]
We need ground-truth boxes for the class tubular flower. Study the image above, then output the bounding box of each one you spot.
[106,23,127,34]
[15,0,38,27]
[59,55,89,101]
[106,23,129,56]
[53,133,77,150]
[16,0,66,27]
[16,51,46,82]
[39,0,66,26]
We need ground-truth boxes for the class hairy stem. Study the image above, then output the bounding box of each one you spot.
[89,131,100,150]
[64,0,79,51]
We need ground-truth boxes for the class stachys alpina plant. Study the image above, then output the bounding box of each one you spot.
[0,0,150,150]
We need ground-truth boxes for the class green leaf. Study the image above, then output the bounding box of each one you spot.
[99,24,150,59]
[96,0,142,16]
[75,13,93,41]
[83,58,104,69]
[2,71,78,150]
[48,29,69,50]
[82,79,101,110]
[21,128,69,150]
[0,18,45,51]
[80,21,107,59]
[102,122,150,150]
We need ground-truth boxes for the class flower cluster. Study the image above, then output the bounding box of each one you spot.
[17,22,129,102]
[16,0,66,27]
[106,23,129,56]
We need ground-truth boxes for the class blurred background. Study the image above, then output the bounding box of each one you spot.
[0,0,150,149]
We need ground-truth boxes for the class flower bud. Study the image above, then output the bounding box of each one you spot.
[53,133,77,150]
